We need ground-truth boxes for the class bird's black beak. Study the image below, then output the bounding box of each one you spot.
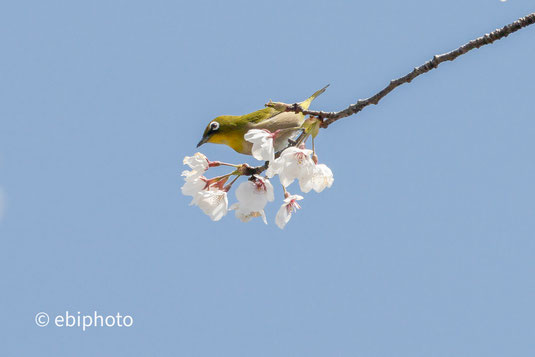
[197,135,209,148]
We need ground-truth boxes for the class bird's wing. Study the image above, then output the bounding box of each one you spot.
[250,111,304,132]
[241,85,329,127]
[240,107,282,125]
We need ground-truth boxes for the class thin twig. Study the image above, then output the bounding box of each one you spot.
[266,12,535,128]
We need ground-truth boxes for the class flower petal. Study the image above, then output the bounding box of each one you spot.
[244,129,275,162]
[275,203,291,229]
[196,190,228,221]
[235,176,273,211]
[183,152,209,172]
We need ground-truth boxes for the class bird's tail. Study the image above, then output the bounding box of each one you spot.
[299,84,329,110]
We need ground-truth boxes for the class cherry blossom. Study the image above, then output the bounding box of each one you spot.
[244,129,277,162]
[180,145,333,228]
[266,147,315,187]
[181,173,206,203]
[235,176,274,211]
[275,193,303,229]
[230,203,267,224]
[181,158,229,220]
[182,152,209,180]
[299,163,334,193]
[228,176,274,224]
[183,152,209,172]
[195,189,228,221]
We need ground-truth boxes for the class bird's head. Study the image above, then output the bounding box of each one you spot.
[197,115,243,148]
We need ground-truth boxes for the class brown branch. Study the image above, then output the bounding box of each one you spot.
[266,12,535,128]
[240,162,269,176]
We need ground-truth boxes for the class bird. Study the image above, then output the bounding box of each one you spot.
[196,85,329,155]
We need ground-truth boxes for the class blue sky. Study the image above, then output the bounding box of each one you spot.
[1,1,534,356]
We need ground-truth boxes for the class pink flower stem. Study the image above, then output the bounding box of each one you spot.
[282,186,289,198]
[208,161,239,168]
[223,174,241,192]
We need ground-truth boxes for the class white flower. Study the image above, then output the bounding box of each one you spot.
[229,176,273,224]
[181,167,203,182]
[181,174,206,201]
[275,194,303,229]
[235,176,274,211]
[244,129,276,162]
[182,153,209,179]
[195,189,228,221]
[299,163,334,193]
[230,203,267,224]
[266,147,315,187]
[183,152,209,172]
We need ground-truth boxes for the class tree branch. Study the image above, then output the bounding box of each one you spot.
[266,12,535,128]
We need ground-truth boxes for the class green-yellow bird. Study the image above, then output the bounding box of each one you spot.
[197,85,328,155]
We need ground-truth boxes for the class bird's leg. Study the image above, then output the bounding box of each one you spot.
[287,129,306,147]
[223,174,242,192]
[272,129,309,159]
[295,130,310,148]
[277,131,302,157]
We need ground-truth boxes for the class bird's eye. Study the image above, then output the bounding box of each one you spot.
[210,121,219,131]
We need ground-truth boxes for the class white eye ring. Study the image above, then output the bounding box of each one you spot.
[210,121,219,131]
